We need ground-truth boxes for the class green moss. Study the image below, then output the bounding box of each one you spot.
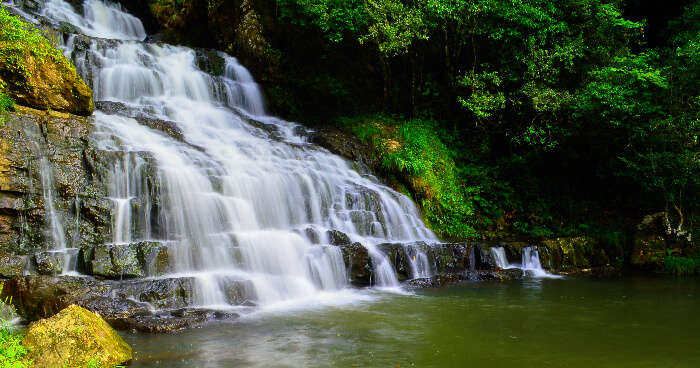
[343,115,479,240]
[0,5,93,114]
[0,6,72,80]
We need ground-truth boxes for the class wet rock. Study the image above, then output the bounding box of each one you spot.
[34,251,65,275]
[377,243,411,281]
[112,307,239,333]
[302,227,320,244]
[22,305,132,368]
[404,273,468,288]
[218,277,255,305]
[0,276,111,320]
[117,277,195,309]
[196,49,226,76]
[135,241,171,276]
[90,244,145,278]
[79,296,151,321]
[338,242,373,286]
[311,127,382,173]
[0,107,111,256]
[136,116,186,142]
[475,268,525,281]
[326,229,351,246]
[428,243,473,273]
[95,100,140,116]
[94,100,186,142]
[0,254,27,277]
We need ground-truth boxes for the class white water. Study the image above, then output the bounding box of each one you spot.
[33,144,77,274]
[36,0,439,307]
[490,246,509,269]
[521,246,560,278]
[42,0,145,40]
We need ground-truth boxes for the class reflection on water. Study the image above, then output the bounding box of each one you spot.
[123,277,700,367]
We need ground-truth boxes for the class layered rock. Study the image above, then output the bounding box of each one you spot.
[0,107,111,257]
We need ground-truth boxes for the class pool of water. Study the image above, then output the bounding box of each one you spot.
[122,277,700,367]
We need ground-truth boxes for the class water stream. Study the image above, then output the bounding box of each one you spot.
[23,0,439,308]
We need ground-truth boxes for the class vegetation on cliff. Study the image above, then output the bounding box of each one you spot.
[0,6,93,115]
[267,0,700,255]
[101,0,699,271]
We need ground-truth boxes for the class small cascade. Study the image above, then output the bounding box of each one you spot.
[521,246,560,278]
[490,246,509,269]
[42,0,145,40]
[34,144,77,274]
[221,55,266,116]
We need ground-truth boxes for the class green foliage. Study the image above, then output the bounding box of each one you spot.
[0,5,81,98]
[0,91,14,112]
[0,283,29,368]
[345,115,485,239]
[0,321,28,368]
[664,256,700,276]
[276,0,369,43]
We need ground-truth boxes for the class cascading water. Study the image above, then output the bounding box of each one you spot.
[29,0,440,307]
[32,143,78,274]
[41,0,145,40]
[490,246,509,269]
[521,246,560,278]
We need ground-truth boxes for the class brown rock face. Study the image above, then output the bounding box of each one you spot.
[4,50,94,115]
[0,7,93,115]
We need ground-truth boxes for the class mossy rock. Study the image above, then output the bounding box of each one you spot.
[0,7,93,115]
[22,304,132,368]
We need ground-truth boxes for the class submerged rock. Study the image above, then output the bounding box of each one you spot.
[22,305,132,368]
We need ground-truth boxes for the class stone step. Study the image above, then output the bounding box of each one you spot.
[79,241,171,278]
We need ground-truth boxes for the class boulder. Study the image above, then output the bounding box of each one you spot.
[22,305,131,368]
[34,251,65,275]
[326,229,351,246]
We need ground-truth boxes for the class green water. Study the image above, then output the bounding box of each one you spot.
[123,277,700,367]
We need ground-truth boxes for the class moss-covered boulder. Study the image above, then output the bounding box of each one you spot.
[0,7,93,115]
[22,304,132,368]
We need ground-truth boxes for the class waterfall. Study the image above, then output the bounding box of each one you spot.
[42,0,145,40]
[33,144,77,274]
[31,0,440,306]
[490,246,509,269]
[521,246,560,278]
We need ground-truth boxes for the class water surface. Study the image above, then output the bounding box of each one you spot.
[123,277,700,367]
